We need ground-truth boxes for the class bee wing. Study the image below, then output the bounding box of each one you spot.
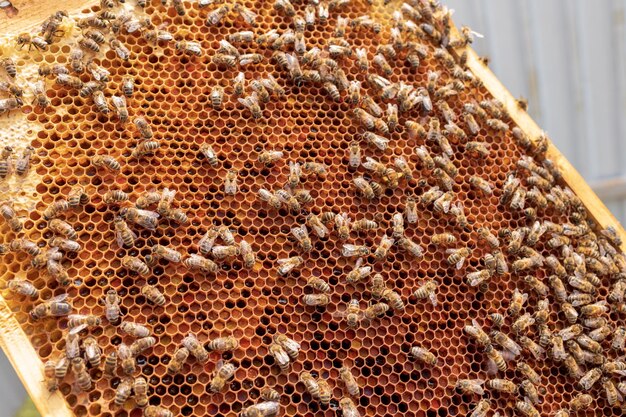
[111,95,126,109]
[276,258,291,265]
[69,323,88,335]
[454,257,466,270]
[281,338,300,353]
[484,356,499,376]
[428,292,438,307]
[50,293,69,303]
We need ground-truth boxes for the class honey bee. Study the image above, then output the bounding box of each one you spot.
[362,131,389,151]
[120,321,151,338]
[44,360,58,392]
[515,400,540,417]
[349,218,377,235]
[612,326,626,352]
[91,90,109,114]
[361,302,388,322]
[302,277,331,296]
[346,258,372,284]
[609,280,626,303]
[72,358,92,392]
[269,342,291,372]
[68,314,101,334]
[9,238,40,256]
[77,35,100,52]
[341,243,370,259]
[303,294,331,306]
[103,190,128,205]
[353,177,378,200]
[0,146,13,180]
[213,53,237,68]
[516,362,541,385]
[113,377,133,407]
[175,40,202,56]
[83,336,102,368]
[302,215,328,240]
[578,367,602,391]
[207,85,225,110]
[151,244,182,263]
[48,218,76,239]
[144,406,174,417]
[350,14,382,33]
[257,150,284,168]
[207,360,237,393]
[275,255,303,277]
[226,74,245,99]
[459,399,490,417]
[76,80,101,98]
[508,288,528,317]
[112,216,135,248]
[166,346,189,375]
[568,275,596,294]
[345,141,362,168]
[518,335,545,360]
[580,301,608,317]
[6,279,38,298]
[113,343,134,376]
[40,199,69,221]
[16,34,48,51]
[372,235,393,261]
[455,379,485,395]
[588,325,611,342]
[337,397,359,417]
[240,401,280,417]
[569,393,592,412]
[548,334,567,362]
[445,247,470,270]
[0,97,24,113]
[119,207,159,230]
[431,233,457,247]
[491,330,522,357]
[486,378,517,395]
[122,256,150,278]
[299,371,320,400]
[133,116,153,140]
[48,261,69,285]
[463,319,490,348]
[67,47,85,73]
[184,254,218,274]
[141,285,165,306]
[465,269,492,288]
[432,168,454,191]
[488,313,504,329]
[211,244,239,259]
[576,334,602,354]
[229,30,254,44]
[92,155,121,172]
[562,354,583,379]
[129,336,156,357]
[462,112,480,135]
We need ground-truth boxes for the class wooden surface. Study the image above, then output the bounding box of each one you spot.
[450,35,626,251]
[0,298,72,417]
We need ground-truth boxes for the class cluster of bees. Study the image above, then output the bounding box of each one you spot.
[1,0,626,416]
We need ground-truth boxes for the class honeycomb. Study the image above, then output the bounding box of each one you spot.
[0,1,625,417]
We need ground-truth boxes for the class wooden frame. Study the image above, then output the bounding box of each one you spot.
[451,38,626,248]
[0,4,624,417]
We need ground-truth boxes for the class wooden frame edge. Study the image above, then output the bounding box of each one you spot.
[0,297,73,417]
[452,38,626,250]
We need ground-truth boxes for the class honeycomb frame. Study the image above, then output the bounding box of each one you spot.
[0,1,625,417]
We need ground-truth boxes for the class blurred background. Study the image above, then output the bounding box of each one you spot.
[1,1,626,416]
